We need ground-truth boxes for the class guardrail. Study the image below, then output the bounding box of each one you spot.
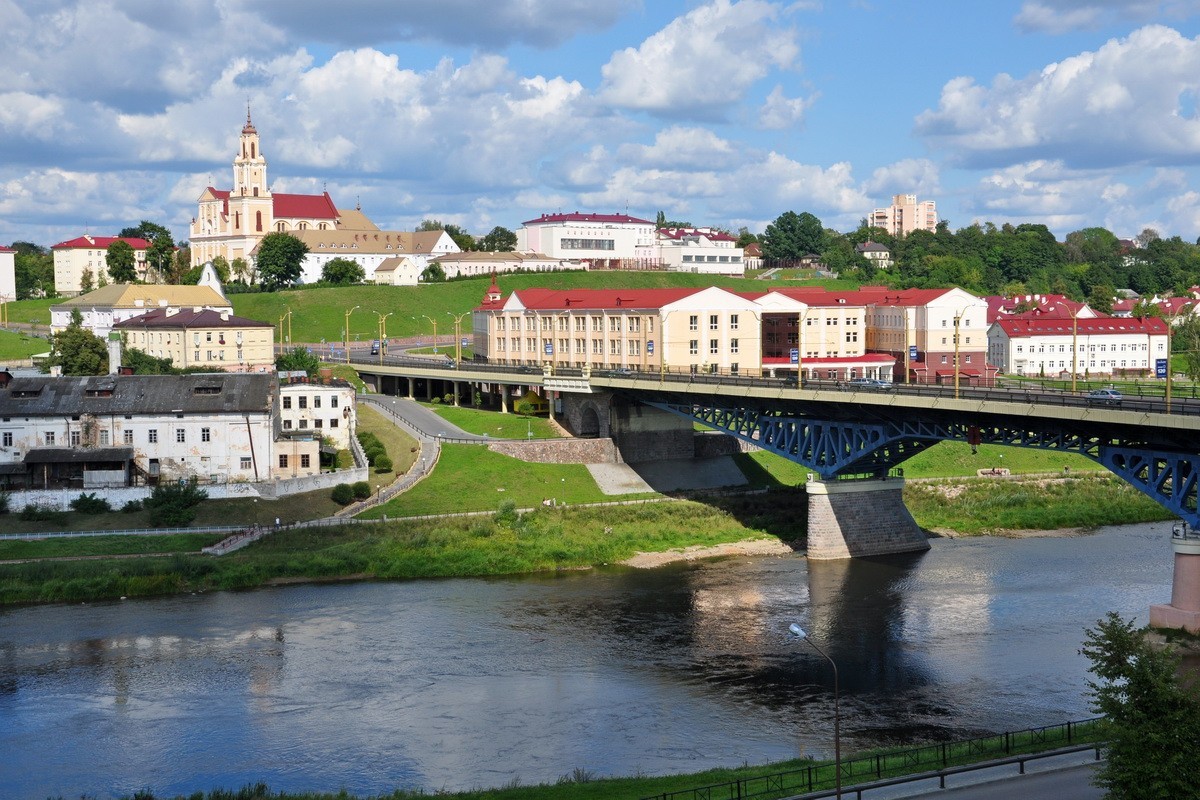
[640,717,1105,800]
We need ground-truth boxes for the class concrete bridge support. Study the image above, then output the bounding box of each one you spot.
[1150,533,1200,633]
[805,478,930,560]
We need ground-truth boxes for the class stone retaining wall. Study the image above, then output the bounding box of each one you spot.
[488,438,617,464]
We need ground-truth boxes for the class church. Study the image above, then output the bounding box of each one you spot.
[189,110,381,268]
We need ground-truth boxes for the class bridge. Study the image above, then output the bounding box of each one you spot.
[352,353,1200,631]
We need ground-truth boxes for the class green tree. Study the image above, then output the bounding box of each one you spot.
[275,346,321,376]
[121,346,178,374]
[1080,612,1200,799]
[208,255,231,283]
[321,257,366,285]
[735,227,759,248]
[119,220,171,242]
[761,211,824,261]
[421,262,446,282]
[79,268,95,294]
[143,479,209,527]
[146,232,176,282]
[231,257,250,284]
[46,308,108,375]
[106,240,138,283]
[478,226,517,252]
[12,242,54,299]
[256,232,309,291]
[417,219,475,251]
[1175,316,1200,381]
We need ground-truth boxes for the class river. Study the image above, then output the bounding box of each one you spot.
[0,522,1174,799]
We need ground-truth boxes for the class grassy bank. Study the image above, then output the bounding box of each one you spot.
[0,501,777,604]
[425,404,565,439]
[0,327,49,360]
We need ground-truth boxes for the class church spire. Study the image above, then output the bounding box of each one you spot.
[242,101,256,134]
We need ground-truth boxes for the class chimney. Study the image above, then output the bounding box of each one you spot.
[319,367,333,384]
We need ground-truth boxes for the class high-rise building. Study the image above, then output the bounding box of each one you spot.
[869,194,938,238]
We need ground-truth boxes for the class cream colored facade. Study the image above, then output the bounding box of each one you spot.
[51,236,151,297]
[869,194,938,238]
[291,229,460,284]
[113,308,275,372]
[51,284,232,337]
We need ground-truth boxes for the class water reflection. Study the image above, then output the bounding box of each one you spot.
[0,523,1176,799]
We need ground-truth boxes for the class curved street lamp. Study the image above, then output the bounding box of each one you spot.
[789,622,841,799]
[344,305,360,364]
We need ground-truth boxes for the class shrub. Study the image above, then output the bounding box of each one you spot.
[143,479,208,527]
[70,492,112,514]
[365,446,384,466]
[0,491,9,514]
[331,483,354,505]
[121,499,143,513]
[20,503,66,522]
[374,456,393,473]
[352,481,372,500]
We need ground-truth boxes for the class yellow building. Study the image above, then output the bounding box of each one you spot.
[113,307,275,372]
[51,283,232,337]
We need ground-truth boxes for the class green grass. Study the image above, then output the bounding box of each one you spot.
[0,327,50,360]
[424,404,564,439]
[358,444,643,518]
[357,404,419,492]
[0,532,224,560]
[3,297,55,326]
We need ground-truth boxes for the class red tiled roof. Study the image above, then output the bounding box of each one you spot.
[521,212,654,226]
[273,191,338,220]
[994,317,1168,336]
[51,236,152,250]
[491,287,707,311]
[113,308,272,329]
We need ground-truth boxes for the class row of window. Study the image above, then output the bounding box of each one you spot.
[680,255,741,263]
[282,395,341,410]
[278,454,312,469]
[689,314,741,331]
[31,426,215,446]
[496,316,654,333]
[1012,343,1156,353]
[688,339,742,355]
[282,418,340,430]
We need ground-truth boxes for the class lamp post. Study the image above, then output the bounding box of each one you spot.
[1166,310,1177,415]
[797,306,810,386]
[374,311,393,365]
[278,309,293,348]
[447,310,471,365]
[344,305,360,364]
[418,315,439,353]
[789,623,841,800]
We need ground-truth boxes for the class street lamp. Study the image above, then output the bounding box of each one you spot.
[447,310,471,365]
[789,623,841,800]
[374,311,393,365]
[278,308,293,348]
[419,315,440,353]
[344,305,360,364]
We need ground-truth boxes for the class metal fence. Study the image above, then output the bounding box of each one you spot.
[640,718,1105,800]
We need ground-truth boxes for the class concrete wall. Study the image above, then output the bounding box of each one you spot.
[488,438,617,464]
[609,396,695,463]
[561,393,612,440]
[805,477,929,559]
[694,431,758,458]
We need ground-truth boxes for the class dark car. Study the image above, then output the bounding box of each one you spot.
[1087,388,1122,405]
[848,377,891,389]
[518,364,540,374]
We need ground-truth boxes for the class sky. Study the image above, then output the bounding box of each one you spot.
[4,0,1200,249]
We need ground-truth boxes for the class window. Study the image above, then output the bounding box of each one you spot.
[730,338,739,354]
[201,427,211,442]
[709,314,719,330]
[148,429,158,444]
[730,314,739,330]
[710,339,719,355]
[689,339,699,355]
[241,457,252,470]
[314,419,323,428]
[176,429,186,443]
[70,430,80,446]
[689,315,698,331]
[124,430,134,444]
[279,454,288,468]
[301,454,311,469]
[2,432,11,447]
[283,420,293,430]
[314,396,322,409]
[299,419,308,429]
[330,419,339,428]
[299,396,308,409]
[331,396,339,408]
[99,430,110,446]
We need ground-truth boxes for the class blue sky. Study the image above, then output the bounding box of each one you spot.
[3,0,1200,249]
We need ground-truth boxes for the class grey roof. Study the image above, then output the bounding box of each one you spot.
[25,447,134,464]
[0,374,274,417]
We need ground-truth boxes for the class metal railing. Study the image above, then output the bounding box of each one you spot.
[640,718,1105,800]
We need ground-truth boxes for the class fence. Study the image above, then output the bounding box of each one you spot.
[640,718,1105,800]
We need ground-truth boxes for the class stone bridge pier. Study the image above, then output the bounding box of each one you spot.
[805,477,930,559]
[561,391,696,463]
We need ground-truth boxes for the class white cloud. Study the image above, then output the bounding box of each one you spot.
[758,86,817,130]
[863,159,941,198]
[915,25,1200,169]
[598,0,801,119]
[1014,1,1200,33]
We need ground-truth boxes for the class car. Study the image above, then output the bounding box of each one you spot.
[848,377,891,389]
[610,367,634,377]
[517,364,540,374]
[1087,388,1123,405]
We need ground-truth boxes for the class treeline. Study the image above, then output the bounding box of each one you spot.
[748,212,1200,308]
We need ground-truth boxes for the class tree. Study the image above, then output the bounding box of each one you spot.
[46,308,108,376]
[208,255,231,284]
[1175,317,1200,381]
[119,220,171,242]
[735,227,759,248]
[761,211,825,261]
[121,346,177,374]
[421,262,446,282]
[231,257,250,284]
[321,257,366,285]
[1080,612,1200,799]
[417,219,475,251]
[146,232,177,283]
[275,346,321,376]
[106,240,138,283]
[12,242,54,299]
[79,268,95,294]
[478,226,517,252]
[143,479,209,527]
[256,232,309,291]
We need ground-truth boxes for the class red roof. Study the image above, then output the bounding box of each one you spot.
[52,236,151,250]
[202,188,338,221]
[0,246,13,253]
[994,317,1168,337]
[491,287,707,312]
[740,286,959,308]
[521,212,654,226]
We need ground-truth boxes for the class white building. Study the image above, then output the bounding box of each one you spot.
[0,245,15,303]
[855,241,893,269]
[516,213,658,268]
[0,373,317,488]
[656,228,744,275]
[278,375,357,451]
[988,316,1170,377]
[430,250,583,280]
[50,235,153,297]
[287,228,460,284]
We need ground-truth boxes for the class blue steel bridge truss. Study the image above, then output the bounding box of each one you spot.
[640,399,1200,529]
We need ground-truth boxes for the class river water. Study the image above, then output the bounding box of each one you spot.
[0,523,1174,799]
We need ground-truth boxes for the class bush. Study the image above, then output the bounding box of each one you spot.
[0,491,9,514]
[143,479,208,527]
[352,481,372,500]
[19,503,66,522]
[365,446,384,466]
[70,492,112,514]
[374,456,393,473]
[331,483,354,505]
[121,499,143,513]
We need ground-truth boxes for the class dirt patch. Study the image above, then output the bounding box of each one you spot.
[620,538,795,568]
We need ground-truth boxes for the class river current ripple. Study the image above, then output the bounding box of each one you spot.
[0,523,1173,799]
